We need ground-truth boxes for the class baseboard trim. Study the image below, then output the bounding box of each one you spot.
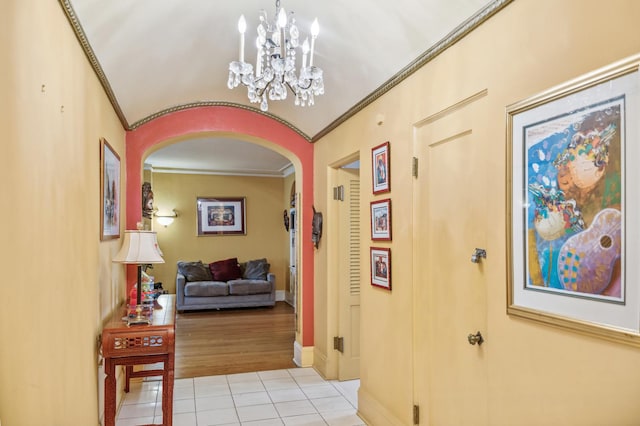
[293,341,314,367]
[358,385,407,426]
[275,290,286,301]
[312,347,337,380]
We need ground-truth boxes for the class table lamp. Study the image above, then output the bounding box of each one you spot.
[113,230,165,325]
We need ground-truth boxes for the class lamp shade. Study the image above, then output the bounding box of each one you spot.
[113,230,165,264]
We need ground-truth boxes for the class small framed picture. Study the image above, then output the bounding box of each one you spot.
[100,138,120,241]
[372,141,390,194]
[370,199,391,241]
[370,247,391,291]
[197,197,246,235]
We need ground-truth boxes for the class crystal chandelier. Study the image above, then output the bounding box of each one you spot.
[227,0,324,112]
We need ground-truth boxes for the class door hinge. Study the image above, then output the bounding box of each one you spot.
[333,185,345,201]
[412,157,418,178]
[413,404,420,425]
[333,336,344,353]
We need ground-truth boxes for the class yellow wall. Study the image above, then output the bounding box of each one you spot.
[0,0,126,424]
[150,172,289,294]
[314,0,640,424]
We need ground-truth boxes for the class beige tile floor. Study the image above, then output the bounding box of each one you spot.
[115,367,364,426]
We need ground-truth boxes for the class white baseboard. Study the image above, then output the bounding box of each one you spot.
[293,341,314,367]
[276,290,285,301]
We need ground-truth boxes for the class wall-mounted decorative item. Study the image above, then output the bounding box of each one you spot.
[370,247,391,290]
[506,55,640,346]
[283,209,290,232]
[370,198,391,241]
[142,181,154,219]
[100,138,120,240]
[155,209,178,227]
[197,197,246,236]
[372,141,390,194]
[311,206,323,248]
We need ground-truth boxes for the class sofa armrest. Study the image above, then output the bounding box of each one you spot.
[267,273,276,293]
[176,273,186,309]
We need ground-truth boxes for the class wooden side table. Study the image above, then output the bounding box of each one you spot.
[101,294,176,426]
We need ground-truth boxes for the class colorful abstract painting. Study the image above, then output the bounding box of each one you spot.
[524,97,624,302]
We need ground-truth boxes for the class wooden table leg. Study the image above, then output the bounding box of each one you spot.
[162,354,175,426]
[104,358,116,426]
[125,365,133,392]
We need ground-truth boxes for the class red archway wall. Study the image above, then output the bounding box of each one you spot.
[125,105,314,346]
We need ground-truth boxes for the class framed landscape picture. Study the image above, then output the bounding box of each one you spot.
[506,55,640,346]
[372,141,390,194]
[100,138,120,240]
[197,197,246,235]
[370,247,391,291]
[370,199,391,241]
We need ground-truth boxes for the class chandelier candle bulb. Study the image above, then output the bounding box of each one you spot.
[255,38,262,76]
[277,8,287,28]
[309,18,319,66]
[238,15,246,62]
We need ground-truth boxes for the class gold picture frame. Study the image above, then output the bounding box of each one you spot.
[506,55,640,346]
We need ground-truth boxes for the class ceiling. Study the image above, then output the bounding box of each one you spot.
[61,0,508,176]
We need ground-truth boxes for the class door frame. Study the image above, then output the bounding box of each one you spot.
[324,152,361,380]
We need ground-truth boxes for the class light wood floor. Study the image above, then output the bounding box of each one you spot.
[174,301,297,378]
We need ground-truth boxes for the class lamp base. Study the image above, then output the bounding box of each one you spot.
[127,305,152,326]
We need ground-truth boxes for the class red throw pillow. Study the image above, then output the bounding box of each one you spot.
[209,258,242,281]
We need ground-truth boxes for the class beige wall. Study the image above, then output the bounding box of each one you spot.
[314,0,640,424]
[149,172,289,294]
[0,0,126,424]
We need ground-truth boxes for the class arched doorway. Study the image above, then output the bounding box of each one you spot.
[124,105,315,364]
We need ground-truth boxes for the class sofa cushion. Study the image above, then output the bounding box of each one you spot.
[228,279,271,295]
[184,281,229,297]
[241,258,270,280]
[177,261,212,282]
[208,257,242,281]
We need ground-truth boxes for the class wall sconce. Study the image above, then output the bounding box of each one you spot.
[155,209,178,227]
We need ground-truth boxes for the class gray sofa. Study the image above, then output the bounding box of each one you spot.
[176,258,275,312]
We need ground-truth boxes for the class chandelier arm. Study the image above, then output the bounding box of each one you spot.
[285,81,299,94]
[254,83,267,99]
[296,79,313,91]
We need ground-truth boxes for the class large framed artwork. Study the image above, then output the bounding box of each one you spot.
[372,141,390,194]
[100,138,120,240]
[506,55,640,346]
[197,197,246,236]
[370,247,391,291]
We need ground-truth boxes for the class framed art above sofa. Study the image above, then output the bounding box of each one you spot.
[196,197,246,236]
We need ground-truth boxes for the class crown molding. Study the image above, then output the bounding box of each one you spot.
[59,0,513,143]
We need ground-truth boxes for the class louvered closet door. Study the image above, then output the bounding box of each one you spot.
[337,167,361,380]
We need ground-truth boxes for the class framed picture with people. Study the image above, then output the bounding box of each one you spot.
[370,247,391,291]
[372,141,390,194]
[370,199,391,241]
[100,138,120,240]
